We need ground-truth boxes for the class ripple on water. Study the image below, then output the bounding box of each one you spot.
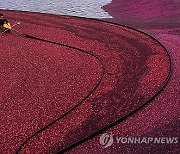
[0,0,112,18]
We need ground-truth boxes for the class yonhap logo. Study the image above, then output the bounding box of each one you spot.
[99,132,179,149]
[99,132,114,148]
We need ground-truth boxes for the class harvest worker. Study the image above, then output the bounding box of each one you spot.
[0,13,12,33]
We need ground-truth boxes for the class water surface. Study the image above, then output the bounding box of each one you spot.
[0,0,112,18]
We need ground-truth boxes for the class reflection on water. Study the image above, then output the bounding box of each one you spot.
[0,0,112,18]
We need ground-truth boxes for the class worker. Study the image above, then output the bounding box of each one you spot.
[0,13,12,33]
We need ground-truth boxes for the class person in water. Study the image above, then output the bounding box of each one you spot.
[0,13,12,33]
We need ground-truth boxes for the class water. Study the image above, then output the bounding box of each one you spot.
[0,0,112,18]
